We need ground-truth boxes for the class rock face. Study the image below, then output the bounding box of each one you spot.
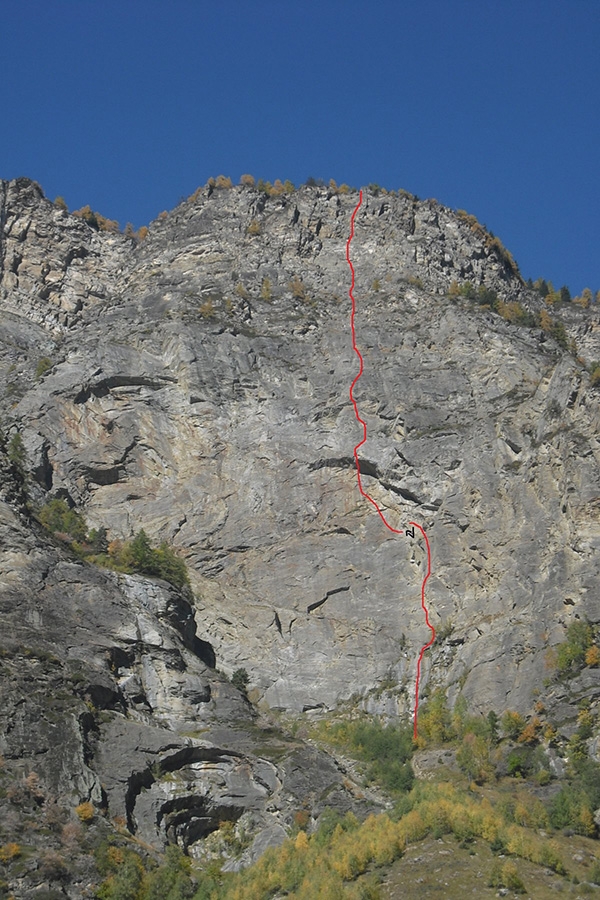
[1,176,599,865]
[0,458,367,873]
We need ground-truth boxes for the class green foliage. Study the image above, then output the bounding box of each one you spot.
[145,845,194,900]
[35,357,53,379]
[488,859,526,893]
[539,309,569,348]
[450,702,499,782]
[110,530,190,590]
[256,178,272,194]
[354,721,414,793]
[555,620,594,676]
[93,777,573,899]
[550,318,568,348]
[456,732,495,783]
[452,281,536,327]
[96,843,194,900]
[475,284,499,308]
[546,754,600,836]
[37,502,189,589]
[97,850,145,900]
[231,668,249,694]
[87,526,108,553]
[38,499,87,541]
[505,745,547,779]
[457,281,476,299]
[315,716,414,795]
[7,432,26,474]
[418,688,452,745]
[500,710,526,740]
[487,710,499,744]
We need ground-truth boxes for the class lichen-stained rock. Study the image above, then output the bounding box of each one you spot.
[1,176,600,757]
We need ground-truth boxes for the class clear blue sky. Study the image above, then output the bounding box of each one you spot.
[2,0,599,295]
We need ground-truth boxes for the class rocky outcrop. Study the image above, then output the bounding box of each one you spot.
[0,456,368,879]
[1,177,599,876]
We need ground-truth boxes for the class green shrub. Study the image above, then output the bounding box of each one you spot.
[37,503,189,590]
[501,710,525,740]
[560,285,571,302]
[418,688,452,745]
[317,717,414,795]
[458,281,476,299]
[87,527,108,553]
[456,732,495,783]
[501,860,526,893]
[38,499,87,541]
[507,748,532,778]
[231,668,249,694]
[113,529,190,590]
[7,432,26,475]
[545,756,600,836]
[476,284,499,308]
[556,620,594,675]
[96,842,195,900]
[35,357,53,379]
[144,845,194,899]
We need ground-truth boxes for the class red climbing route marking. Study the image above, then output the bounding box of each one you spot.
[346,192,404,536]
[410,521,434,740]
[345,189,435,740]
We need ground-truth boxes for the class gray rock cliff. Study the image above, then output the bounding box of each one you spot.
[1,176,599,877]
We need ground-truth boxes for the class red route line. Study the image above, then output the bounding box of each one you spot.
[345,189,435,740]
